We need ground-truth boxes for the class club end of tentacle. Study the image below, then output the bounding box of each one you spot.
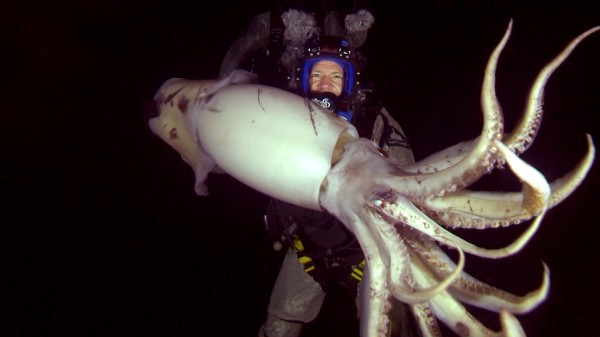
[495,139,550,212]
[511,262,550,314]
[447,261,549,317]
[389,240,466,304]
[504,26,600,153]
[387,20,514,199]
[485,211,547,259]
[480,19,512,135]
[549,134,595,207]
[498,263,549,335]
[475,262,550,315]
[499,309,527,337]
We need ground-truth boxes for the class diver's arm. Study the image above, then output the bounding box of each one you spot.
[374,107,415,166]
[219,11,270,78]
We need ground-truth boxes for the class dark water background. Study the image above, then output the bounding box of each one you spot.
[2,1,599,336]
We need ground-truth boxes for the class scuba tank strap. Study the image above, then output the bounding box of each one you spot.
[377,109,393,149]
[352,89,382,140]
[264,199,301,251]
[268,7,284,55]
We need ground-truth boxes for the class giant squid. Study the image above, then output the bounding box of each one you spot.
[147,21,598,337]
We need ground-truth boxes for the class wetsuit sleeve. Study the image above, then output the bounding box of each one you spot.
[372,107,415,166]
[219,11,270,78]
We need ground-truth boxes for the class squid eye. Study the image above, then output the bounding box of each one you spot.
[373,199,384,207]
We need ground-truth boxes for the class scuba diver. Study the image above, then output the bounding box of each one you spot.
[220,5,416,337]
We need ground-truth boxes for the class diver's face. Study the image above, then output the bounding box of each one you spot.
[309,60,344,96]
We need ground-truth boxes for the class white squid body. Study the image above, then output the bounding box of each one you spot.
[149,22,598,337]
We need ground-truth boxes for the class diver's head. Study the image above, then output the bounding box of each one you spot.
[296,36,359,102]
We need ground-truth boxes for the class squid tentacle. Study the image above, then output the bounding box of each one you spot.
[450,265,550,314]
[148,18,599,337]
[402,26,599,175]
[504,27,600,154]
[405,139,478,174]
[350,216,393,337]
[423,135,594,229]
[368,210,468,303]
[500,310,527,337]
[427,290,503,337]
[402,237,546,336]
[400,25,598,226]
[410,238,549,314]
[371,198,544,259]
[383,21,514,199]
[548,134,596,208]
[407,251,504,337]
[409,302,443,337]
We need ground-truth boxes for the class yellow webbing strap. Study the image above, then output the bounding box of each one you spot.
[292,235,316,273]
[350,259,366,282]
[298,255,315,273]
[291,235,305,252]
